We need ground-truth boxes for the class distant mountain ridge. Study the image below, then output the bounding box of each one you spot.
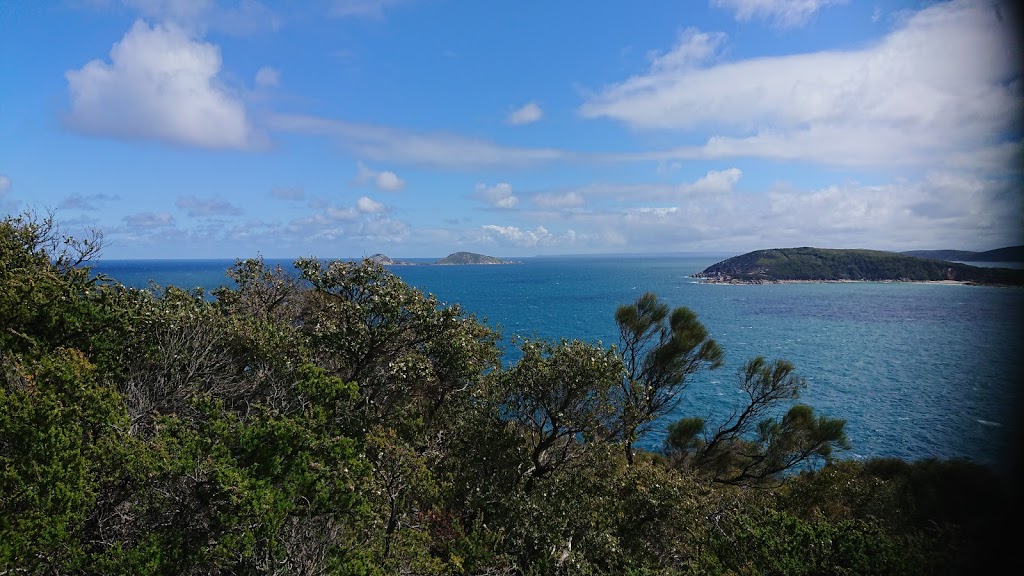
[900,246,1024,262]
[365,251,518,266]
[694,247,1024,285]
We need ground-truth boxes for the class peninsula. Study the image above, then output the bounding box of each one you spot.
[693,247,1024,286]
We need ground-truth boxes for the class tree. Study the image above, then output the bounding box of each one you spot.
[293,257,500,439]
[665,356,850,484]
[498,338,623,488]
[614,292,723,464]
[0,211,105,357]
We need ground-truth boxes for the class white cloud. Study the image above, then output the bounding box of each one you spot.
[65,20,255,150]
[533,191,585,209]
[282,202,409,246]
[354,161,407,191]
[762,174,1022,250]
[254,66,279,87]
[710,0,842,28]
[272,114,567,169]
[0,175,10,196]
[478,224,577,248]
[547,171,1021,254]
[648,28,726,71]
[580,1,1020,169]
[689,168,742,194]
[506,102,543,125]
[476,182,518,208]
[356,196,387,214]
[176,195,243,217]
[375,171,405,192]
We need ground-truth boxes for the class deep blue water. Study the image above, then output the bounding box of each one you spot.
[93,256,1024,473]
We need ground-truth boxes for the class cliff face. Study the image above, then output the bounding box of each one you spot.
[694,247,1024,285]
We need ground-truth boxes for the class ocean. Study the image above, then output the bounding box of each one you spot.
[92,256,1024,473]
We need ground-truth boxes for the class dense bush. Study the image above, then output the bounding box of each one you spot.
[1,212,1012,574]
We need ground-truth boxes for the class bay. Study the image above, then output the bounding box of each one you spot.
[93,256,1024,473]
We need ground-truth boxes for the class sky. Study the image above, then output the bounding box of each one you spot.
[1,0,1021,259]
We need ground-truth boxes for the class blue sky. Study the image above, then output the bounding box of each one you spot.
[1,0,1021,259]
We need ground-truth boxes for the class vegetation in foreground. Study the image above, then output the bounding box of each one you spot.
[695,247,1024,285]
[1,212,1017,575]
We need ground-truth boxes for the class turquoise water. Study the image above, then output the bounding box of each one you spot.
[93,256,1023,472]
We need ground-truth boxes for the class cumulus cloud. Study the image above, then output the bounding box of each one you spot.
[506,102,543,125]
[478,224,576,248]
[124,212,175,228]
[688,168,742,194]
[282,201,409,246]
[354,161,407,191]
[65,20,256,149]
[475,182,518,208]
[374,171,405,192]
[710,0,842,28]
[762,174,1022,250]
[272,114,567,170]
[546,170,1021,254]
[59,193,121,210]
[254,66,279,87]
[176,195,243,217]
[0,175,10,196]
[356,196,387,214]
[580,1,1021,169]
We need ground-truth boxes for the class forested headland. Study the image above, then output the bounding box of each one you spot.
[694,247,1024,285]
[2,212,1018,575]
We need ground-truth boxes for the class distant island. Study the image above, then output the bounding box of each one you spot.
[693,247,1024,286]
[366,251,519,266]
[435,251,517,265]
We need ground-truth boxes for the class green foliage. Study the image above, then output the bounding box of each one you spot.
[615,292,723,463]
[666,357,849,485]
[0,212,1011,575]
[0,348,123,573]
[498,338,623,485]
[294,257,500,438]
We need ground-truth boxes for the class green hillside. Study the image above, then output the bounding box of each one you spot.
[694,247,1024,285]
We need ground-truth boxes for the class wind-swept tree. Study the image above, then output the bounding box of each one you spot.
[665,356,850,484]
[614,292,723,464]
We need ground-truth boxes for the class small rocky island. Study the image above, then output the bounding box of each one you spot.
[435,251,518,265]
[365,251,519,266]
[693,247,1024,286]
